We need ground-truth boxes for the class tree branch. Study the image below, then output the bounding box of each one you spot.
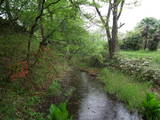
[117,0,125,20]
[27,0,45,62]
[118,23,125,29]
[93,0,106,26]
[106,0,112,23]
[45,0,61,9]
[30,0,45,35]
[106,0,112,40]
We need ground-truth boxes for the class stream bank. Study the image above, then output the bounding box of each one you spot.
[68,71,141,120]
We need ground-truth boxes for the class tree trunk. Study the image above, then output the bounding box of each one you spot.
[109,0,118,58]
[27,0,45,63]
[143,37,148,50]
[39,24,46,49]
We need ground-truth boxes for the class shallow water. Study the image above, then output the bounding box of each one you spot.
[69,72,141,120]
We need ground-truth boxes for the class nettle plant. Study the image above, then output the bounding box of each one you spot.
[108,57,160,85]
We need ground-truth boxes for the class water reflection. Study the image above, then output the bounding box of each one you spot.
[78,72,140,120]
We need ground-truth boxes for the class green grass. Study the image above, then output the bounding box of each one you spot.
[99,68,152,110]
[119,50,160,68]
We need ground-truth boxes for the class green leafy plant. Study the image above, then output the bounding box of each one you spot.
[48,103,73,120]
[142,93,160,120]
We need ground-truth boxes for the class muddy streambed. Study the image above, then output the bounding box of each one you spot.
[68,72,141,120]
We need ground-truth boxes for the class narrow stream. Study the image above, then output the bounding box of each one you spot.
[69,72,141,120]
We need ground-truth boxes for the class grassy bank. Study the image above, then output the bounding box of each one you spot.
[0,23,74,119]
[119,50,160,68]
[99,68,152,110]
[0,51,72,119]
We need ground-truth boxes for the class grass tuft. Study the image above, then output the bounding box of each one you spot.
[99,68,152,110]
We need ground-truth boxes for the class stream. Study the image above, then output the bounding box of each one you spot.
[69,72,141,120]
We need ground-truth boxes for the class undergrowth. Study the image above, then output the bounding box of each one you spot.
[0,36,72,119]
[120,50,160,68]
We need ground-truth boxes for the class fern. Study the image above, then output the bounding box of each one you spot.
[142,93,160,120]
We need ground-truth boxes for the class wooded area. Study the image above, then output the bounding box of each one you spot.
[0,0,160,120]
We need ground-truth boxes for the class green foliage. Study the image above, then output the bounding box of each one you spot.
[148,35,160,51]
[119,50,160,86]
[137,17,160,33]
[137,17,160,51]
[108,56,160,85]
[121,17,160,51]
[99,68,151,110]
[142,93,160,120]
[24,109,44,120]
[78,33,106,67]
[120,31,143,50]
[48,80,62,96]
[0,33,28,59]
[120,50,160,68]
[48,103,72,120]
[0,0,106,120]
[0,0,37,26]
[0,80,44,120]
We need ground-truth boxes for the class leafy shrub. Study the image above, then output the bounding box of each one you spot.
[108,57,149,75]
[88,54,105,67]
[121,17,160,51]
[120,31,143,50]
[48,103,72,120]
[107,56,160,85]
[148,35,160,51]
[142,93,160,120]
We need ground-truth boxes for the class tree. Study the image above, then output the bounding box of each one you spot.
[148,29,160,51]
[137,17,160,50]
[120,30,143,50]
[92,0,125,58]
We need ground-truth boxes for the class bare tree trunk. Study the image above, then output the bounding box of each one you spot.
[110,0,118,58]
[143,37,148,50]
